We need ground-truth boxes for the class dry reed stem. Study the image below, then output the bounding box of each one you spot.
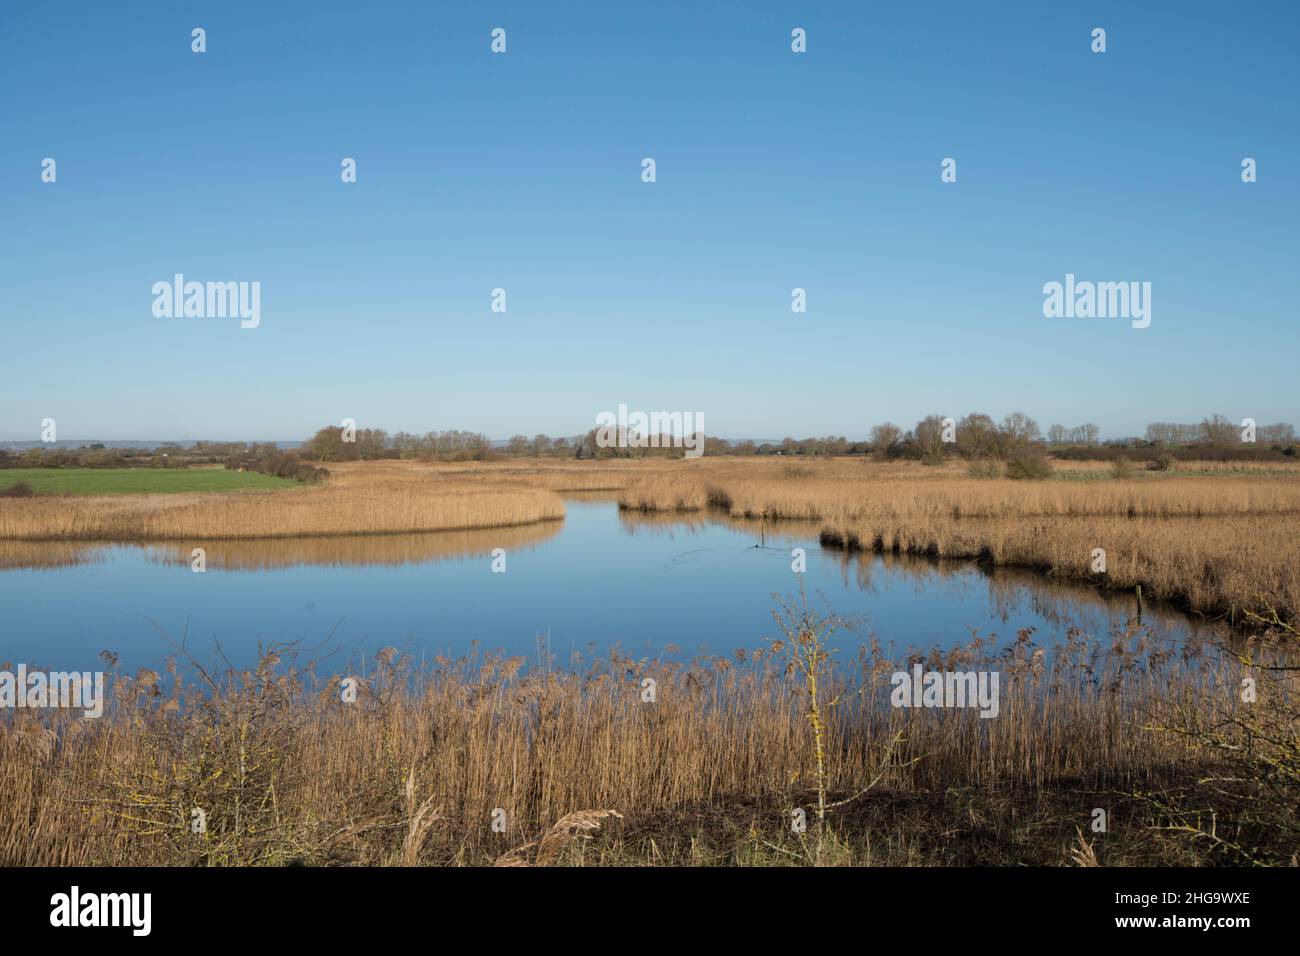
[495,810,625,867]
[401,767,443,866]
[2,622,1292,867]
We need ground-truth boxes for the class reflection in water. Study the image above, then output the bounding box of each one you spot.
[0,521,562,572]
[0,539,112,571]
[834,550,1204,646]
[0,500,1223,673]
[148,521,562,571]
[616,507,1215,649]
[618,507,825,545]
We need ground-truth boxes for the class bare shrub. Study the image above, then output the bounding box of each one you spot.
[1111,456,1137,480]
[1004,445,1052,480]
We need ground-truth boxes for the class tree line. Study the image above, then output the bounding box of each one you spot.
[4,413,1293,473]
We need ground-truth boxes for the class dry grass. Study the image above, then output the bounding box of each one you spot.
[0,461,565,541]
[494,810,625,867]
[821,515,1297,625]
[2,612,1293,867]
[617,458,1300,520]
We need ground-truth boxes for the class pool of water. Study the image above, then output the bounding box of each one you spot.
[0,499,1214,673]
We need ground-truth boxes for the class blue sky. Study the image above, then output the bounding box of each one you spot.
[2,1,1296,442]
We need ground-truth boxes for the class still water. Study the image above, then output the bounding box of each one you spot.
[0,498,1211,673]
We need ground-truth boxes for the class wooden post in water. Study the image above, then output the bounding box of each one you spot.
[1135,585,1143,624]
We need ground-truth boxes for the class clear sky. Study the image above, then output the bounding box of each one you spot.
[2,1,1296,443]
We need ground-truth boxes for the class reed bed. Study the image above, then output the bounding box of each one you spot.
[2,615,1293,867]
[0,462,565,541]
[619,465,1300,521]
[819,515,1298,625]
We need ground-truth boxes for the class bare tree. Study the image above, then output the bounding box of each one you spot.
[1201,414,1235,449]
[957,413,999,459]
[1260,422,1296,443]
[870,423,902,459]
[998,412,1041,453]
[914,415,948,465]
[304,425,346,462]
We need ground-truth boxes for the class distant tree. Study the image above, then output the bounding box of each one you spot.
[914,415,948,465]
[1260,422,1296,443]
[1201,414,1235,449]
[576,429,601,459]
[304,426,346,461]
[353,428,388,460]
[998,412,1041,452]
[957,413,999,459]
[391,431,422,459]
[870,423,903,458]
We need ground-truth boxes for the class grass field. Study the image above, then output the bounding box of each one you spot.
[0,467,294,495]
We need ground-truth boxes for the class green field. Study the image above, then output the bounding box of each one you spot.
[0,467,295,495]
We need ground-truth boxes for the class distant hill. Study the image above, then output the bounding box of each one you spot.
[4,436,780,452]
[0,440,303,451]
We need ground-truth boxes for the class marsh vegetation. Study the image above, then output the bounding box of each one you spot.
[2,605,1294,867]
